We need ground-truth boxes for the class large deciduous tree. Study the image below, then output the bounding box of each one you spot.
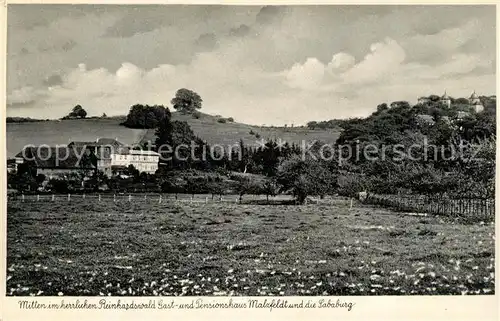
[66,105,87,119]
[121,104,169,129]
[276,156,337,204]
[171,88,203,114]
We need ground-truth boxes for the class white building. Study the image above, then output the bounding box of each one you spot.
[111,149,160,174]
[440,90,451,108]
[69,138,160,176]
[469,91,484,113]
[417,90,485,114]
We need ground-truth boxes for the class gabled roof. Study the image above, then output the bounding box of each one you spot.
[68,141,99,148]
[68,138,123,148]
[67,138,125,160]
[15,146,96,169]
[97,138,123,147]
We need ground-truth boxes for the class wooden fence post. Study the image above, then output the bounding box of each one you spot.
[37,194,40,202]
[68,193,71,201]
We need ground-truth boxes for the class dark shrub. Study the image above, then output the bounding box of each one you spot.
[48,179,69,193]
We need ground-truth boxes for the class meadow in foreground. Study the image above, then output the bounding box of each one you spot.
[6,197,495,296]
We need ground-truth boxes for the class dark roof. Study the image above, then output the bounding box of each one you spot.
[15,146,96,169]
[68,138,123,148]
[67,138,124,160]
[68,141,99,147]
[97,138,123,147]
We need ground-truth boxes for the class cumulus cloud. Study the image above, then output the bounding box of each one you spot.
[341,38,406,85]
[8,30,496,125]
[327,53,356,74]
[6,6,496,125]
[7,86,41,106]
[285,58,325,90]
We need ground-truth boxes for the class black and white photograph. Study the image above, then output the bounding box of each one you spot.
[4,3,496,304]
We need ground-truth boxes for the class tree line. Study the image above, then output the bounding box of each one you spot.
[8,88,496,204]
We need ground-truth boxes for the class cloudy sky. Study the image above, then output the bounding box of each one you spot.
[7,5,496,125]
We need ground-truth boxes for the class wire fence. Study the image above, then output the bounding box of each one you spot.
[363,193,495,222]
[9,193,252,204]
[10,192,493,222]
[7,192,358,207]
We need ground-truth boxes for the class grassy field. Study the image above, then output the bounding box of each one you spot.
[7,113,340,157]
[141,112,340,148]
[6,118,146,157]
[6,198,495,296]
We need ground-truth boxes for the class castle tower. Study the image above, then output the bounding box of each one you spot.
[440,90,451,108]
[469,91,484,113]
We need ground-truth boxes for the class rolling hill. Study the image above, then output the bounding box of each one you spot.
[6,112,341,157]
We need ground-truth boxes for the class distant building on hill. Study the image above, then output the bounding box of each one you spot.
[417,90,485,113]
[440,90,451,108]
[15,137,160,178]
[469,91,484,113]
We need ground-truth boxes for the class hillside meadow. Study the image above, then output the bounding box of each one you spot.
[6,113,340,157]
[6,118,145,157]
[6,197,495,296]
